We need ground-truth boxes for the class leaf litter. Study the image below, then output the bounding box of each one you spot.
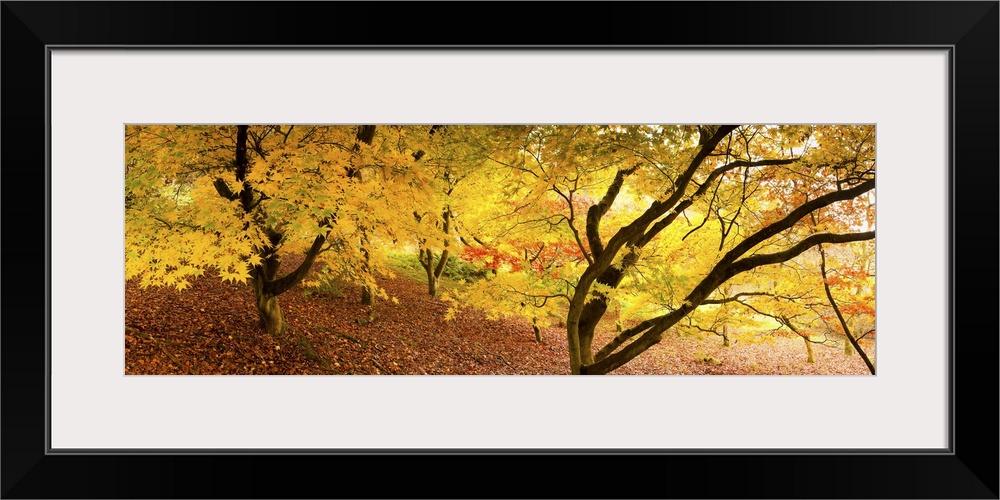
[125,263,874,376]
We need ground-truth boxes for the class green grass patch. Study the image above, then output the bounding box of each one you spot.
[384,251,489,293]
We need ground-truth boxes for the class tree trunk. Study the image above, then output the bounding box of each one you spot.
[425,262,438,296]
[844,340,853,356]
[256,292,285,335]
[237,125,285,335]
[418,247,448,297]
[576,266,624,366]
[577,304,603,366]
[253,272,285,335]
[218,125,331,336]
[803,335,815,363]
[432,248,449,296]
[360,229,374,306]
[417,206,452,297]
[353,126,377,307]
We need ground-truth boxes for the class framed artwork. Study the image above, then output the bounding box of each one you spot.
[2,2,996,498]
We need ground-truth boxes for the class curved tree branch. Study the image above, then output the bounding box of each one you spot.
[567,126,738,374]
[586,163,639,260]
[586,230,875,374]
[266,232,327,296]
[726,231,875,279]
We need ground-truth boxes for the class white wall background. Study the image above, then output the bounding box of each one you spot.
[50,50,948,450]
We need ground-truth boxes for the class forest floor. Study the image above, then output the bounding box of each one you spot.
[125,259,875,376]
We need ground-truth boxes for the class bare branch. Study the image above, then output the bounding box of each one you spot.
[719,178,875,272]
[638,157,798,248]
[726,231,875,279]
[554,186,594,265]
[700,291,774,305]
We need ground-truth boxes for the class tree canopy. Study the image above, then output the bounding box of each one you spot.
[125,124,875,374]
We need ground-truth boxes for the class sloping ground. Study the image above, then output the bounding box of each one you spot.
[125,269,569,375]
[125,266,874,375]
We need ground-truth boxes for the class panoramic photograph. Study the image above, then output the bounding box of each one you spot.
[124,124,875,375]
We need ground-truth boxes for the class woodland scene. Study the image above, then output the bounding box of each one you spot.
[125,124,875,375]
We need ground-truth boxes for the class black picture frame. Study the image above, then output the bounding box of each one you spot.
[3,2,996,498]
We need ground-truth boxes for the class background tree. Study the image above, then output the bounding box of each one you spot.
[443,125,627,339]
[397,125,518,297]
